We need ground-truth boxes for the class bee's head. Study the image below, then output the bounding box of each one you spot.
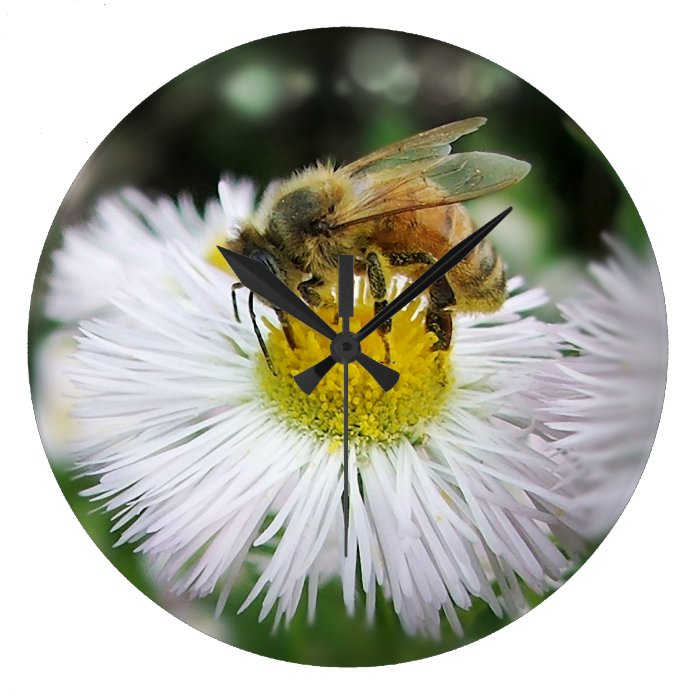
[246,246,283,279]
[227,225,286,281]
[266,186,338,242]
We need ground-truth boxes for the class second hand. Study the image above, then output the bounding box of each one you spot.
[342,313,350,557]
[337,254,354,557]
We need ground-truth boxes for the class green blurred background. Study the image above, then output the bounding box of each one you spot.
[30,28,648,666]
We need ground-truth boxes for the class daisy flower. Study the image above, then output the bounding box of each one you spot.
[536,236,667,537]
[38,177,254,467]
[32,329,80,464]
[45,176,254,323]
[66,236,584,638]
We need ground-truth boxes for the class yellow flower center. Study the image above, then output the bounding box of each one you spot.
[257,291,454,448]
[205,233,234,273]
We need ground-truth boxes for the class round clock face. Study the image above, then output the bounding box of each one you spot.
[29,28,667,666]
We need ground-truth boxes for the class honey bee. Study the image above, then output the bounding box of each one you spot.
[225,117,530,367]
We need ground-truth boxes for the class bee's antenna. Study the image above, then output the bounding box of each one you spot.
[231,283,242,323]
[248,291,276,375]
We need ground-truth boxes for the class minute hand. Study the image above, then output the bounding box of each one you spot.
[356,207,512,342]
[293,207,513,395]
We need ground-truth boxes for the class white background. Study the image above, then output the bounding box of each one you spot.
[2,1,697,698]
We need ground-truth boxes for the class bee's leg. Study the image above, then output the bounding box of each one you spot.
[427,277,456,351]
[387,252,455,351]
[297,276,325,307]
[366,252,392,364]
[231,282,244,323]
[298,275,340,324]
[248,292,276,375]
[275,309,297,349]
[387,251,437,268]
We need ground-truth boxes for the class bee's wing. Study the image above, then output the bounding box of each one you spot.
[333,118,530,229]
[340,117,487,175]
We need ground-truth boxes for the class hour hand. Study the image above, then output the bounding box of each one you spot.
[217,247,336,341]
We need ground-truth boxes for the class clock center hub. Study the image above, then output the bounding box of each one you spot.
[330,332,361,364]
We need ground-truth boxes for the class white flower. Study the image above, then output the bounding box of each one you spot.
[536,236,667,537]
[45,177,254,323]
[66,237,584,638]
[32,330,79,464]
[39,176,255,473]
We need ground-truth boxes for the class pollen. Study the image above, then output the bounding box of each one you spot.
[257,288,454,448]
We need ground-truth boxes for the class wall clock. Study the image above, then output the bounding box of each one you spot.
[29,27,667,666]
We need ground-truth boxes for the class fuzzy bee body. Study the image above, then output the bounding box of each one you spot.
[225,118,529,359]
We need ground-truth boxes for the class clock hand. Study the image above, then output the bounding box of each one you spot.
[217,247,336,341]
[219,246,398,390]
[293,356,337,394]
[338,255,353,557]
[295,208,512,393]
[294,350,398,395]
[357,207,512,342]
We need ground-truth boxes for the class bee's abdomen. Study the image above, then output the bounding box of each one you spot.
[376,205,506,313]
[449,239,506,312]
